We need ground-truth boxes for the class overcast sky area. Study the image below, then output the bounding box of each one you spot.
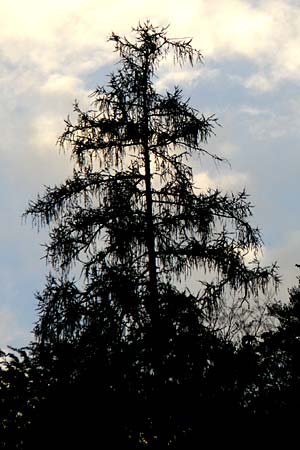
[1,0,300,348]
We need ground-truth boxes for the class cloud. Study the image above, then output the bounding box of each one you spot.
[0,308,29,350]
[194,170,249,192]
[239,105,270,116]
[241,96,300,141]
[30,74,90,156]
[192,0,273,59]
[261,231,300,301]
[216,141,240,158]
[0,0,300,97]
[155,69,201,91]
[167,0,300,91]
[30,115,64,154]
[155,67,220,91]
[40,74,84,97]
[243,74,275,92]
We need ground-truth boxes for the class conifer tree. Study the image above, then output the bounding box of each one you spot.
[25,21,278,447]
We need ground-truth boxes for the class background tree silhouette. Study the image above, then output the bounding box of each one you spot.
[21,22,279,447]
[244,271,300,429]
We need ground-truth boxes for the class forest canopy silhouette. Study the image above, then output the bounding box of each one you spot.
[0,21,299,448]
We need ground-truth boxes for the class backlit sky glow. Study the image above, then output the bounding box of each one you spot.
[1,0,300,347]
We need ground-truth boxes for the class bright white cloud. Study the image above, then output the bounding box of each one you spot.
[0,0,300,94]
[243,74,275,92]
[40,74,84,96]
[156,67,219,91]
[30,115,63,153]
[193,0,273,58]
[155,69,202,92]
[194,170,249,192]
[39,73,90,114]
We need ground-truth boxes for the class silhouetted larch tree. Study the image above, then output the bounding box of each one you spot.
[24,22,278,448]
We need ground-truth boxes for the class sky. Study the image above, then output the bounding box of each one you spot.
[1,0,300,348]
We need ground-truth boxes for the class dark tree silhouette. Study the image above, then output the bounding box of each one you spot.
[248,272,300,430]
[214,274,300,446]
[0,348,43,449]
[22,22,278,447]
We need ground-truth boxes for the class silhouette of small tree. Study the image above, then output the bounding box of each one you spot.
[24,21,278,447]
[246,272,300,427]
[0,348,43,449]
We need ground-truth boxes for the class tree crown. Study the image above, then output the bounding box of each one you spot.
[25,22,278,346]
